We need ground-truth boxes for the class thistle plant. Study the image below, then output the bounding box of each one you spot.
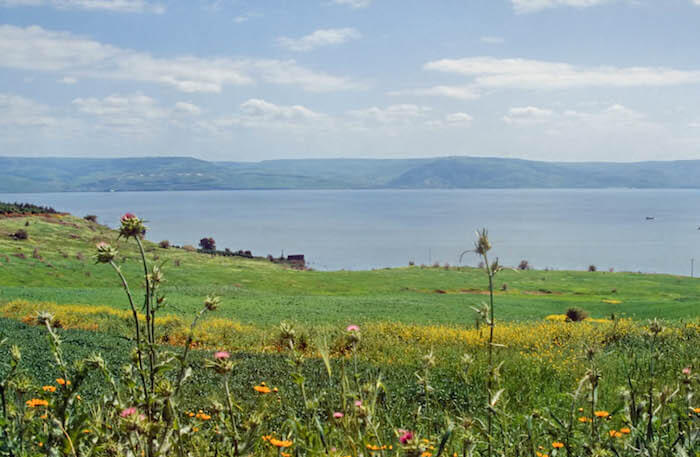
[461,228,503,457]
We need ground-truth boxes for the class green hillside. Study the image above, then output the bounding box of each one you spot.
[1,212,698,326]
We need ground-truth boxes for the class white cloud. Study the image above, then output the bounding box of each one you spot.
[387,85,480,100]
[424,57,700,90]
[174,102,202,116]
[329,0,371,8]
[503,106,554,125]
[277,28,361,52]
[511,0,614,14]
[58,76,77,84]
[480,36,505,44]
[0,0,164,13]
[426,112,473,128]
[347,104,431,125]
[0,25,360,93]
[0,93,56,127]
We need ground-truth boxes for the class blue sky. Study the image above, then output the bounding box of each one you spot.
[1,0,700,162]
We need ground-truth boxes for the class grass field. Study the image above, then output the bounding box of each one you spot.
[0,213,698,456]
[1,214,699,327]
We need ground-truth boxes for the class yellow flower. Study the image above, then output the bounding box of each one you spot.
[42,385,56,393]
[254,385,271,394]
[26,398,49,408]
[269,438,293,448]
[552,442,564,448]
[76,395,81,400]
[594,411,610,418]
[193,427,199,433]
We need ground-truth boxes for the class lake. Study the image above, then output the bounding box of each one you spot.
[3,189,700,275]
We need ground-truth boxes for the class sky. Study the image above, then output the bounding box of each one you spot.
[1,0,700,162]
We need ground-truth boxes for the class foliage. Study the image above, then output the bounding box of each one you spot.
[199,237,216,251]
[0,201,58,215]
[83,215,97,223]
[566,307,589,322]
[158,240,170,249]
[12,229,28,240]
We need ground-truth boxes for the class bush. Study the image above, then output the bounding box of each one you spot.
[565,307,589,322]
[518,259,530,270]
[199,237,216,251]
[588,264,597,272]
[159,240,170,249]
[84,214,98,223]
[12,229,28,240]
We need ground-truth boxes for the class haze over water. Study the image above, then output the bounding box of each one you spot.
[4,189,700,276]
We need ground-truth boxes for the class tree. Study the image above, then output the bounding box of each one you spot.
[199,237,216,251]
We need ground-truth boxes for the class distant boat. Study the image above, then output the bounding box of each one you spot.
[646,216,655,220]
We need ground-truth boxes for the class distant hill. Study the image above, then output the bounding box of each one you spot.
[3,155,700,192]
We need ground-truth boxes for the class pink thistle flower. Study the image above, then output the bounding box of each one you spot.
[120,407,137,418]
[682,367,691,375]
[333,412,344,419]
[346,324,359,332]
[354,400,362,408]
[214,351,230,360]
[399,431,413,444]
[96,241,108,249]
[120,213,136,222]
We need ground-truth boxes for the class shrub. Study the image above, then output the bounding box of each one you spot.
[84,214,98,223]
[588,264,597,272]
[199,237,216,251]
[182,244,196,252]
[159,240,171,249]
[12,229,28,240]
[408,260,415,266]
[565,307,589,322]
[518,259,530,270]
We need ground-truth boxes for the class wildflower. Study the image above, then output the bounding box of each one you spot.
[578,416,592,423]
[682,367,691,375]
[26,398,49,407]
[95,242,118,263]
[214,351,230,360]
[262,435,272,442]
[195,412,211,420]
[119,213,146,239]
[56,378,70,386]
[38,442,43,447]
[273,387,279,392]
[594,411,610,418]
[76,395,81,400]
[282,453,291,457]
[552,442,564,449]
[609,430,623,438]
[354,400,362,407]
[40,413,48,419]
[193,427,199,432]
[346,324,360,332]
[188,412,195,417]
[254,385,271,394]
[694,407,700,414]
[82,429,90,434]
[333,412,344,419]
[269,438,293,448]
[421,452,432,457]
[399,430,413,444]
[204,295,221,311]
[536,453,549,457]
[120,407,137,418]
[366,444,388,451]
[619,427,631,434]
[42,385,56,393]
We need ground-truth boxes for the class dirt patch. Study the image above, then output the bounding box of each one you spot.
[522,289,562,296]
[459,288,490,295]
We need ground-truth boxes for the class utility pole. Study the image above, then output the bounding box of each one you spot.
[692,258,695,278]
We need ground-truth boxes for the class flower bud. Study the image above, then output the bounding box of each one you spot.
[95,242,118,263]
[204,295,221,311]
[119,213,146,239]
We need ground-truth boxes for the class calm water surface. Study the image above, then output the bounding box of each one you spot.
[4,189,700,275]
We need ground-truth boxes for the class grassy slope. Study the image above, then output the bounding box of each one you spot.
[0,214,699,326]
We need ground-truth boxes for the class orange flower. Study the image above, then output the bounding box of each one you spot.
[195,412,211,421]
[76,395,82,400]
[262,435,272,442]
[536,453,549,457]
[269,438,293,448]
[421,452,433,457]
[594,411,610,418]
[282,453,291,457]
[254,385,271,394]
[552,442,564,449]
[42,385,56,393]
[40,414,48,419]
[578,416,592,423]
[188,412,195,417]
[694,408,700,414]
[609,430,623,438]
[82,429,90,434]
[619,427,631,434]
[56,378,70,386]
[26,398,49,408]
